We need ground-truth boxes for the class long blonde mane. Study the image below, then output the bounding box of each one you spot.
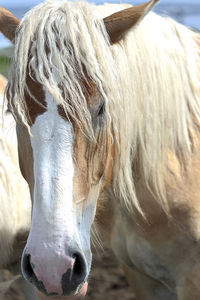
[8,0,200,214]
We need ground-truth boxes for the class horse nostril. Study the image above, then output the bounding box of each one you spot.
[21,253,47,295]
[72,251,87,285]
[61,250,87,295]
[22,254,35,282]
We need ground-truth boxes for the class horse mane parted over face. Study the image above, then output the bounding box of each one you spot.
[8,0,200,214]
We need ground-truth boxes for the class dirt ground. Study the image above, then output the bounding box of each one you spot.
[1,249,136,300]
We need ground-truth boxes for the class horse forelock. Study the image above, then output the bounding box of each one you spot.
[8,1,117,135]
[7,0,200,215]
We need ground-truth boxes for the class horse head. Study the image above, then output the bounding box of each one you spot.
[0,1,158,299]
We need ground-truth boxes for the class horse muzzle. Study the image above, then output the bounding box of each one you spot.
[21,244,89,297]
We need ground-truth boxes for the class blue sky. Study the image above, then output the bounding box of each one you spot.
[1,0,199,8]
[1,0,41,8]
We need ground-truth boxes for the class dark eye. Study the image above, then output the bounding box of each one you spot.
[97,103,105,117]
[91,102,105,128]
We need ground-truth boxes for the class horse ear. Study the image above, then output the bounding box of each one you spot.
[0,7,20,42]
[103,0,159,44]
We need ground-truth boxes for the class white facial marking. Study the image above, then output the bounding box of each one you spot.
[25,90,76,294]
[30,90,74,236]
[26,88,102,293]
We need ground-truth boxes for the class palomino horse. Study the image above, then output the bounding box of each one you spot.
[0,73,33,298]
[0,0,200,299]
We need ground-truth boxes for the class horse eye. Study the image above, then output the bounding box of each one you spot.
[97,103,105,117]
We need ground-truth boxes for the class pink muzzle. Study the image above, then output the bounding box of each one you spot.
[21,241,88,297]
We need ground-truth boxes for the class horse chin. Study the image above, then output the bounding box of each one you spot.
[36,282,88,300]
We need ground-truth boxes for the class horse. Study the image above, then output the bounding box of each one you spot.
[0,0,200,299]
[0,74,37,299]
[0,73,30,269]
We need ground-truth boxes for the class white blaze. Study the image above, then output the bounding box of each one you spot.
[25,91,76,294]
[26,89,100,292]
[29,90,75,241]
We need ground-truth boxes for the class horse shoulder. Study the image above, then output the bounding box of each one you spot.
[109,138,200,295]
